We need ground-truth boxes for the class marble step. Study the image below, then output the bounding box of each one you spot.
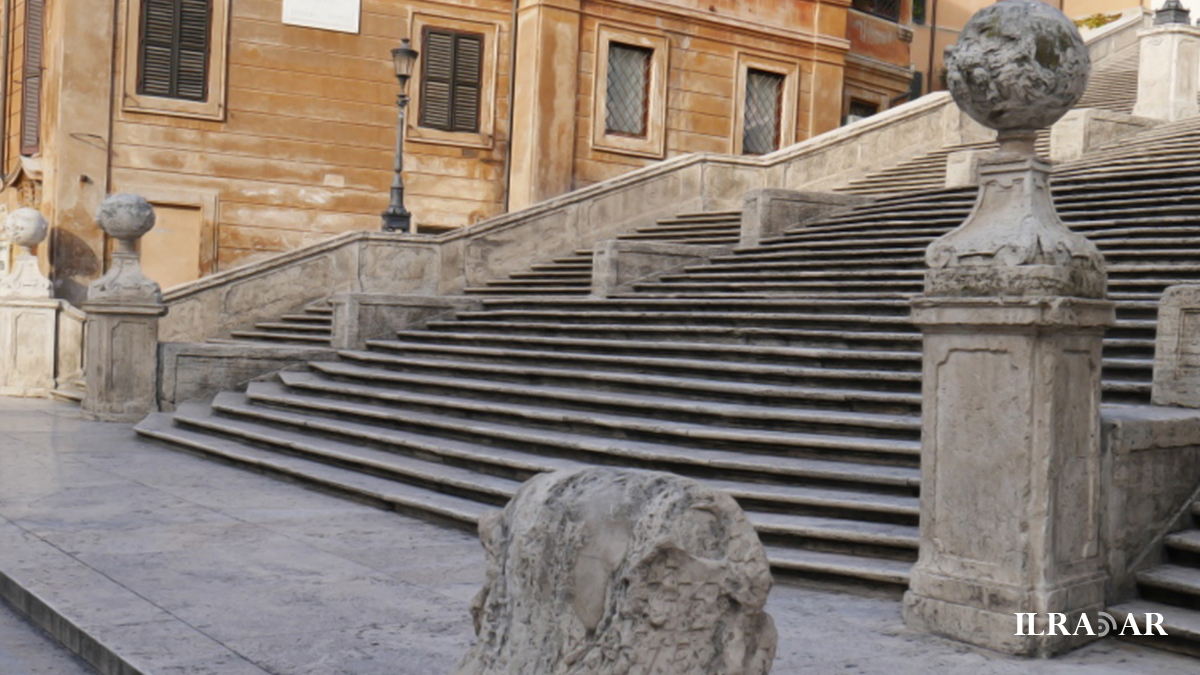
[251,322,335,334]
[1109,600,1200,658]
[231,383,924,491]
[308,359,922,437]
[226,330,333,344]
[341,347,924,411]
[764,546,911,589]
[1137,565,1200,611]
[272,371,923,463]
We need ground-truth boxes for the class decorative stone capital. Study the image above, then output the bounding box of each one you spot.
[925,156,1106,299]
[0,208,52,299]
[87,194,162,304]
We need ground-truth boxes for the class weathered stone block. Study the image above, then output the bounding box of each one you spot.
[329,293,479,350]
[82,303,165,422]
[591,240,731,297]
[739,189,871,247]
[1134,24,1200,122]
[1151,284,1200,407]
[456,467,776,675]
[1049,109,1158,163]
[0,299,59,397]
[943,149,986,188]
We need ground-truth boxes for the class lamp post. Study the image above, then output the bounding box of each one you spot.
[382,38,419,233]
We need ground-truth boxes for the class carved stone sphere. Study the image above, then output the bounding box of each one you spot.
[6,207,48,248]
[944,0,1090,131]
[95,193,155,241]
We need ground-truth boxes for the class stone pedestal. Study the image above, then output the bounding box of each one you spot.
[944,149,986,188]
[0,299,60,397]
[1151,284,1200,407]
[1133,24,1200,122]
[904,297,1114,657]
[81,302,165,421]
[80,194,165,422]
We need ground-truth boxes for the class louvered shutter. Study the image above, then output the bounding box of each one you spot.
[419,29,483,133]
[451,34,481,132]
[139,0,211,101]
[420,30,454,130]
[21,0,45,156]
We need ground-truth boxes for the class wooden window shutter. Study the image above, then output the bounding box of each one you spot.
[139,0,212,101]
[419,29,483,133]
[21,0,45,156]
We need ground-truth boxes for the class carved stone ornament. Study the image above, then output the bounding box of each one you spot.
[455,468,777,675]
[87,194,162,304]
[0,207,52,299]
[944,0,1090,133]
[927,0,1105,299]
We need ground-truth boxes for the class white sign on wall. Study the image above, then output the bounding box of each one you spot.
[282,0,361,34]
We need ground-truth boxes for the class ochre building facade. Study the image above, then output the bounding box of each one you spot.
[1,0,916,301]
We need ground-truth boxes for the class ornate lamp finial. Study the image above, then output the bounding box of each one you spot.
[928,0,1105,299]
[1155,0,1191,25]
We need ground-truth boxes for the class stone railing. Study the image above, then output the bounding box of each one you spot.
[161,91,992,343]
[1082,7,1150,64]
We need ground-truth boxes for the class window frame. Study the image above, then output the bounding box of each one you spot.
[591,25,668,159]
[851,0,902,23]
[731,51,798,157]
[407,12,499,150]
[121,0,229,120]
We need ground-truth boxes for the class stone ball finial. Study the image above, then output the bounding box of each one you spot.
[95,193,155,242]
[5,208,48,249]
[944,0,1090,133]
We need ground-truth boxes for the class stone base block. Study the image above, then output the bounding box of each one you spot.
[739,189,871,247]
[0,299,60,397]
[82,303,165,422]
[591,240,731,297]
[330,293,480,351]
[1134,24,1200,122]
[944,149,987,188]
[158,342,336,410]
[904,577,1105,657]
[1152,285,1200,407]
[1049,108,1158,163]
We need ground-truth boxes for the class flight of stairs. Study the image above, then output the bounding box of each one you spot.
[137,113,1200,602]
[1110,497,1200,657]
[220,300,335,347]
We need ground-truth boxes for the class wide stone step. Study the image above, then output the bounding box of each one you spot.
[1108,600,1200,658]
[464,285,591,296]
[135,411,488,528]
[274,371,922,463]
[452,308,921,328]
[1137,565,1200,611]
[475,296,917,314]
[763,546,911,589]
[226,330,333,345]
[236,381,924,489]
[343,348,924,412]
[309,359,922,438]
[277,313,334,324]
[251,322,334,334]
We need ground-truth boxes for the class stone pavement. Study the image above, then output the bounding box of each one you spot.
[0,600,97,674]
[0,397,1196,674]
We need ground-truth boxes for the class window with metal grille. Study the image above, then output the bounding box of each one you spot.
[912,0,926,25]
[21,0,45,155]
[847,99,879,124]
[851,0,901,22]
[420,29,483,133]
[138,0,212,101]
[605,43,652,137]
[742,69,784,156]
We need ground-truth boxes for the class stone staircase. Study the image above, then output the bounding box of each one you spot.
[1111,497,1200,657]
[137,115,1200,603]
[463,209,742,297]
[221,300,335,346]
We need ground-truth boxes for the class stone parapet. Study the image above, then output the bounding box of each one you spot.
[739,189,871,247]
[591,240,732,298]
[0,299,60,397]
[1152,285,1200,408]
[1049,108,1159,163]
[329,294,481,351]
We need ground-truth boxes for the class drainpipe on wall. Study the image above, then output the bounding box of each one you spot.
[925,0,938,94]
[0,0,11,174]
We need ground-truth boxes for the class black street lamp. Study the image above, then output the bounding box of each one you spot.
[1156,0,1191,25]
[382,38,419,233]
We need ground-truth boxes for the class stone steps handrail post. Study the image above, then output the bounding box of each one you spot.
[902,1,1116,657]
[82,194,166,422]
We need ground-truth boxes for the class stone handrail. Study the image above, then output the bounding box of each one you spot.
[160,91,992,343]
[1082,8,1150,65]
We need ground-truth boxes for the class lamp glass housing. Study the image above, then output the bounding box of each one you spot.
[392,39,419,90]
